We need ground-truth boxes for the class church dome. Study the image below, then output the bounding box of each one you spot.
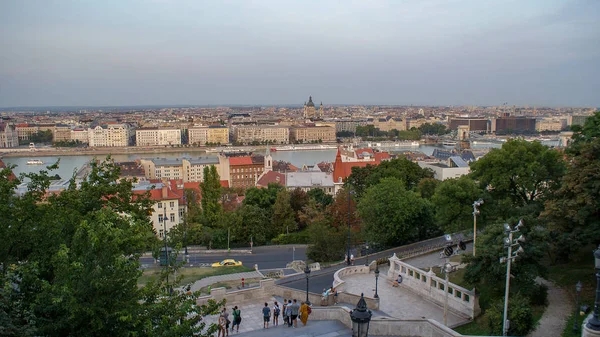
[306,96,315,107]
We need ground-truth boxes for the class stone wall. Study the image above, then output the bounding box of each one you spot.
[196,278,276,306]
[332,265,380,309]
[387,254,480,319]
[310,306,489,337]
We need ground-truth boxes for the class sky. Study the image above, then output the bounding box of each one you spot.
[1,0,599,107]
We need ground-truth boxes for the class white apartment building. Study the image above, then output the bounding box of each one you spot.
[136,128,181,146]
[0,122,19,148]
[132,182,186,238]
[15,124,39,141]
[536,118,567,132]
[233,125,290,144]
[188,126,229,145]
[88,124,131,147]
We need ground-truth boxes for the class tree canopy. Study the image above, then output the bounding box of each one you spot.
[432,176,483,233]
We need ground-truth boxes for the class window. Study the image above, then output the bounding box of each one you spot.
[432,280,437,288]
[159,229,164,238]
[158,214,164,222]
[422,276,427,283]
[447,287,453,295]
[170,213,175,222]
[440,283,445,291]
[158,202,162,208]
[455,290,462,298]
[170,201,175,208]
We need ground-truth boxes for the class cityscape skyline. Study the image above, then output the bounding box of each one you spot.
[1,0,599,107]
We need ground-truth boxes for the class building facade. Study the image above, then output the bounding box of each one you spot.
[88,124,131,147]
[448,118,489,132]
[53,125,72,142]
[290,125,336,143]
[71,128,89,143]
[136,128,181,146]
[188,126,229,145]
[140,156,223,183]
[0,123,19,148]
[535,118,567,132]
[15,124,39,141]
[226,155,266,189]
[233,125,290,144]
[303,96,324,119]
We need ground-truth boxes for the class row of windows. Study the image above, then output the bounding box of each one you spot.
[232,168,262,173]
[157,202,176,208]
[158,213,176,222]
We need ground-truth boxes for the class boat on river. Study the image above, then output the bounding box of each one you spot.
[26,159,44,165]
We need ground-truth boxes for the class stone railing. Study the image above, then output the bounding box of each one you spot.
[388,254,480,319]
[332,265,380,310]
[196,278,276,306]
[310,306,488,337]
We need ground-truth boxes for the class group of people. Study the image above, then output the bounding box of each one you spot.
[321,287,338,305]
[263,299,311,329]
[217,306,242,337]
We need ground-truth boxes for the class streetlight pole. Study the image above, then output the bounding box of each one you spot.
[586,245,600,331]
[374,264,380,299]
[365,242,369,266]
[444,262,450,326]
[347,189,354,266]
[163,207,169,291]
[501,220,525,336]
[304,264,311,306]
[574,281,582,333]
[472,199,483,257]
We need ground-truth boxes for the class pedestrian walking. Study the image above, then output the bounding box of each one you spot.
[290,299,300,328]
[221,308,230,336]
[282,298,288,327]
[299,301,310,326]
[272,301,280,326]
[285,300,293,327]
[217,314,226,337]
[350,253,355,265]
[262,302,271,329]
[231,306,241,333]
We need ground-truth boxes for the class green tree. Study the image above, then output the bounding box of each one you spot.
[243,184,282,210]
[307,188,333,209]
[431,176,482,233]
[200,165,222,227]
[357,178,437,247]
[305,200,345,262]
[272,189,296,234]
[418,123,449,136]
[485,296,534,336]
[417,177,440,199]
[469,139,565,217]
[290,188,309,229]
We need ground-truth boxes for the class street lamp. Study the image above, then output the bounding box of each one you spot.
[365,242,369,266]
[347,189,356,266]
[574,281,582,333]
[163,207,169,291]
[586,245,600,331]
[500,220,525,336]
[443,262,453,326]
[472,199,483,257]
[349,293,372,337]
[374,264,380,299]
[304,263,311,306]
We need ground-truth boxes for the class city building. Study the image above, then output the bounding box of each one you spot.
[303,96,323,119]
[285,169,335,195]
[332,147,391,194]
[140,156,223,182]
[568,115,591,127]
[0,122,19,148]
[15,123,39,141]
[188,126,229,145]
[492,116,536,133]
[88,124,131,147]
[71,128,89,143]
[136,127,181,146]
[334,119,368,134]
[418,157,470,180]
[223,154,267,189]
[535,118,567,132]
[289,125,336,143]
[448,118,489,132]
[373,116,406,132]
[233,125,290,144]
[53,124,72,142]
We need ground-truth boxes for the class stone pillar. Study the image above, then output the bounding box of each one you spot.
[388,253,399,278]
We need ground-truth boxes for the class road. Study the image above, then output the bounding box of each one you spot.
[277,234,472,294]
[139,245,307,270]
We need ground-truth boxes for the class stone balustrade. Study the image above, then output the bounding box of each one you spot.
[332,265,380,310]
[196,278,276,306]
[388,253,480,319]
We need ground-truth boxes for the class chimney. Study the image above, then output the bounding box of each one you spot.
[162,185,168,199]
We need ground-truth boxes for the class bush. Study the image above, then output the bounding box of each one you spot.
[486,296,533,336]
[271,231,310,245]
[520,283,548,306]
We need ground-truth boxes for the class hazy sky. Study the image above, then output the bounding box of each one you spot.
[1,0,599,107]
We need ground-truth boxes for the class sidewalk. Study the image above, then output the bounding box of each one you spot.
[527,279,572,337]
[188,270,264,292]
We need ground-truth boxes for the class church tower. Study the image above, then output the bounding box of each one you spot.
[264,146,273,172]
[303,96,316,119]
[319,102,324,118]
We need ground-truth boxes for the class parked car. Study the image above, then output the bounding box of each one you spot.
[211,259,243,268]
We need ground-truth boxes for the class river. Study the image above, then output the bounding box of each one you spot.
[3,141,558,180]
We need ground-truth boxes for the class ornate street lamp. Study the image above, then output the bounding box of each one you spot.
[472,199,483,256]
[500,220,525,336]
[374,264,380,299]
[574,281,582,332]
[365,242,369,266]
[304,263,311,306]
[586,245,600,331]
[350,293,372,337]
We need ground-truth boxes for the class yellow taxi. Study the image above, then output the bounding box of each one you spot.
[211,259,243,268]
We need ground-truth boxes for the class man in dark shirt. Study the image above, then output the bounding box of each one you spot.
[262,302,271,329]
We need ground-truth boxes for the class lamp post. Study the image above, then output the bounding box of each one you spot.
[347,189,355,266]
[500,220,525,336]
[586,245,600,331]
[163,207,170,292]
[574,281,582,333]
[350,293,372,337]
[365,242,369,266]
[443,262,452,326]
[472,199,483,257]
[374,264,380,299]
[304,263,311,306]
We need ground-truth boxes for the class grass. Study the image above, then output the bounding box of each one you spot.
[198,277,264,294]
[138,265,253,287]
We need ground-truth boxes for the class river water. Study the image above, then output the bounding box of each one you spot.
[5,141,558,181]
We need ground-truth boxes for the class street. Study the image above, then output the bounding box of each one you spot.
[139,244,307,270]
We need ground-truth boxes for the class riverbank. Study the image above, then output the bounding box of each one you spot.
[0,146,211,158]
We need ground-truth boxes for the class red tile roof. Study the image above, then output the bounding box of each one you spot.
[333,148,384,183]
[229,156,254,166]
[256,171,286,188]
[220,180,229,188]
[0,159,17,181]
